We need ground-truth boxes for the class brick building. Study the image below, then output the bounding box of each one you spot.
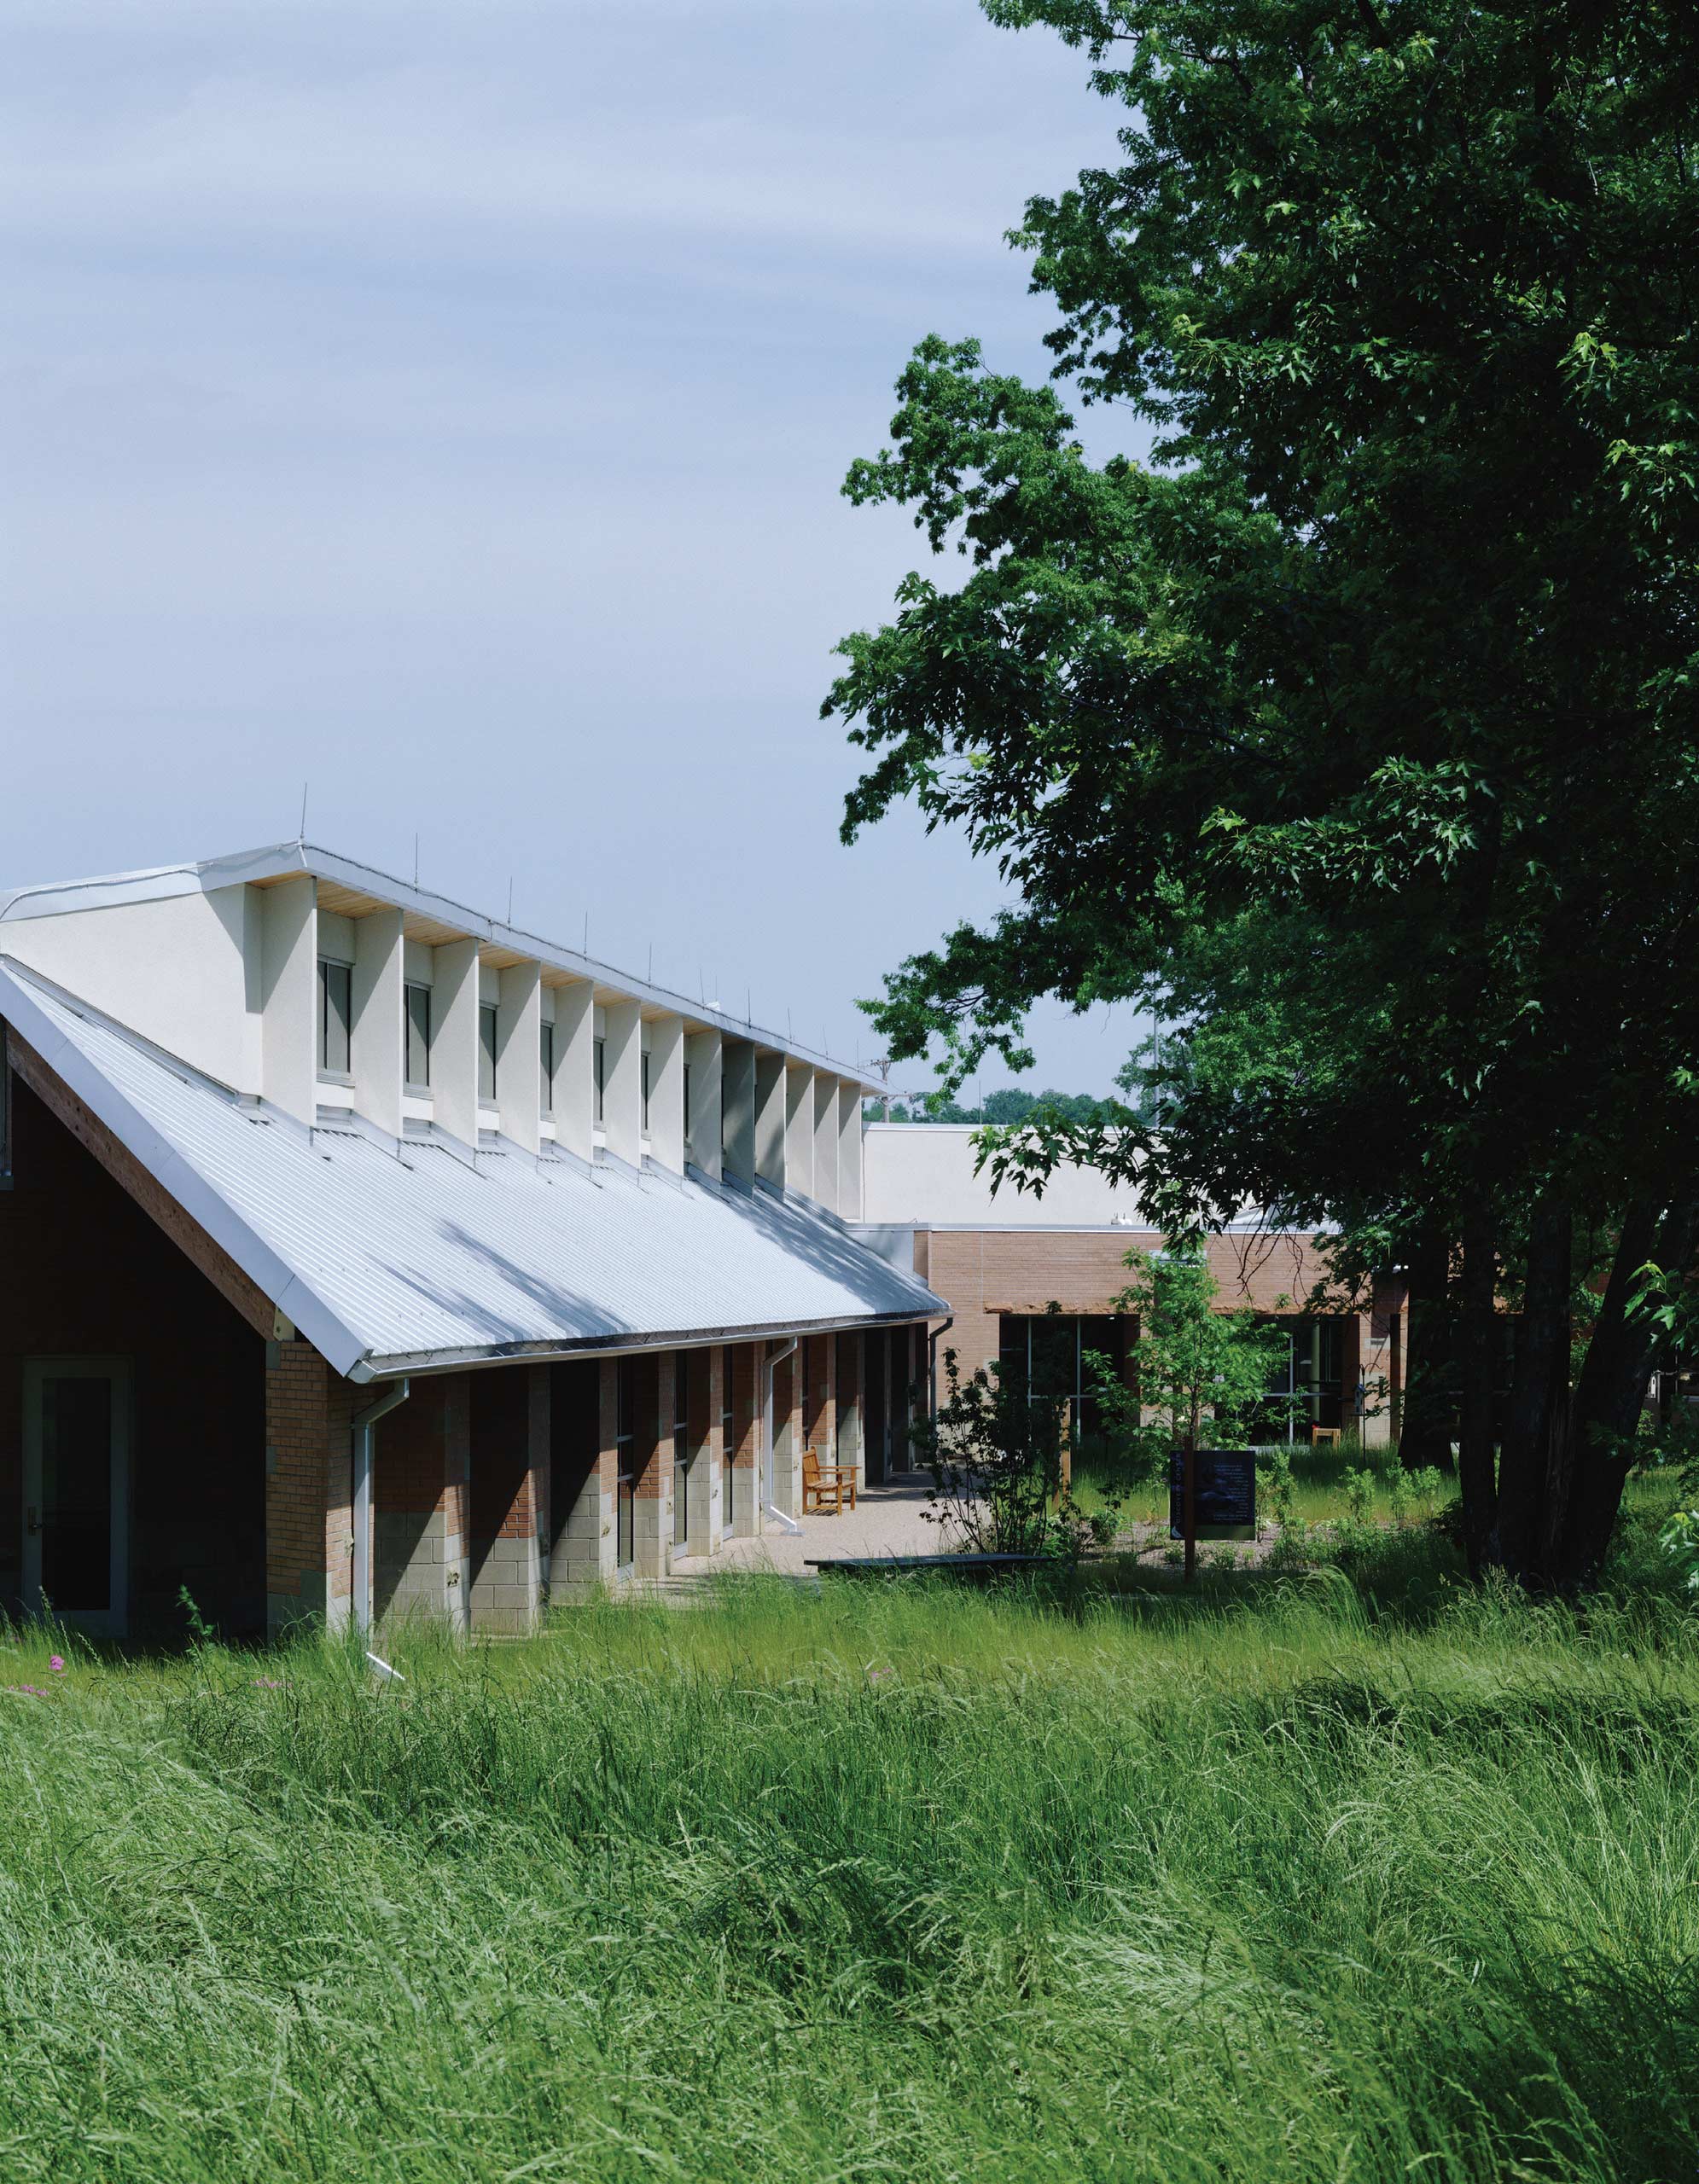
[0,844,940,1641]
[857,1125,1407,1446]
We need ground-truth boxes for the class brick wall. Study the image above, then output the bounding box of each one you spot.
[801,1333,835,1469]
[548,1357,610,1597]
[265,1340,337,1634]
[468,1364,544,1633]
[835,1331,863,1485]
[724,1342,761,1538]
[922,1228,1405,1445]
[372,1374,470,1629]
[632,1352,673,1578]
[684,1345,721,1554]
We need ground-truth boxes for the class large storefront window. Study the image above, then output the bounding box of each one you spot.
[1255,1320,1345,1442]
[997,1314,1130,1446]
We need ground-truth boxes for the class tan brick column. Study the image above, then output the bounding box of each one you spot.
[369,1373,470,1633]
[835,1332,864,1491]
[444,1373,472,1632]
[697,1345,724,1553]
[633,1351,673,1579]
[774,1340,804,1519]
[265,1338,350,1639]
[467,1365,544,1635]
[804,1334,836,1477]
[549,1359,614,1597]
[726,1343,762,1537]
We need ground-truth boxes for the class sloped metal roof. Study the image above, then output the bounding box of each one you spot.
[0,961,943,1382]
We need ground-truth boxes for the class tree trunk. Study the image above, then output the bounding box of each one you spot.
[1496,1195,1572,1585]
[1399,1226,1458,1472]
[1457,1208,1499,1578]
[1556,1195,1699,1587]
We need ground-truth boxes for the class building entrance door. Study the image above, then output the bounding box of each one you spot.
[22,1358,131,1637]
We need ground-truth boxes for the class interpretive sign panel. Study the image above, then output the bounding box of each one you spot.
[1168,1449,1256,1542]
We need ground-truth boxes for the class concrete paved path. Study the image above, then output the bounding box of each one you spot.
[684,1472,945,1581]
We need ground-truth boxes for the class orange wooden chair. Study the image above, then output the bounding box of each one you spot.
[801,1447,858,1513]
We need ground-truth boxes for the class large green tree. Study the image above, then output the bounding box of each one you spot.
[826,0,1699,1585]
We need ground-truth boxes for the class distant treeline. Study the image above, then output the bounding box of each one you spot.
[863,1089,1119,1127]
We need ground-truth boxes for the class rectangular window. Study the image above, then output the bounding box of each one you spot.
[683,1062,692,1148]
[997,1312,1128,1447]
[404,984,432,1089]
[641,1052,650,1134]
[594,1036,606,1124]
[317,958,352,1078]
[1254,1319,1346,1443]
[614,1357,637,1569]
[540,1023,555,1112]
[479,1004,498,1104]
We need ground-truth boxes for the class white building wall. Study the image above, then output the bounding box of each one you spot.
[351,908,404,1137]
[260,877,317,1124]
[684,1028,722,1179]
[0,886,259,1092]
[647,1014,684,1173]
[861,1124,1147,1227]
[550,979,595,1160]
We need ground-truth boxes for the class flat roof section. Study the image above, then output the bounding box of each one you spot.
[0,840,881,1089]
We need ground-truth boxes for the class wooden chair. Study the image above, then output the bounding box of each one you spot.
[1310,1425,1341,1448]
[801,1447,858,1513]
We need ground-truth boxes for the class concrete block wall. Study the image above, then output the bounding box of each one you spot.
[835,1332,864,1490]
[724,1343,761,1539]
[632,1352,675,1580]
[468,1364,546,1634]
[682,1345,722,1555]
[547,1357,614,1597]
[253,1327,927,1642]
[372,1374,470,1633]
[802,1333,836,1479]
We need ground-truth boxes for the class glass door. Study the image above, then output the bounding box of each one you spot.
[22,1359,131,1637]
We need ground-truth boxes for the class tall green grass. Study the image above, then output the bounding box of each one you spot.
[2,1554,1696,2181]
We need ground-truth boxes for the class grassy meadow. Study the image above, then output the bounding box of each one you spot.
[2,1523,1697,2183]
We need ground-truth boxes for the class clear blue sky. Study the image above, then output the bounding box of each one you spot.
[1,0,1149,1095]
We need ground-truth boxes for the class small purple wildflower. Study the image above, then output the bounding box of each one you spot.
[4,1684,49,1698]
[253,1677,285,1690]
[48,1655,66,1674]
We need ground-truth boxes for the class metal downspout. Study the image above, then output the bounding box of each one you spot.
[928,1316,953,1425]
[761,1338,802,1536]
[351,1378,411,1635]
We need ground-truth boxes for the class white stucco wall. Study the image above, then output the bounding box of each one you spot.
[0,885,260,1090]
[861,1124,1148,1228]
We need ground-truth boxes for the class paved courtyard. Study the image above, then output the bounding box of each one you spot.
[696,1471,944,1579]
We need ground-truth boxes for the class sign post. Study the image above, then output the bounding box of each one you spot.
[1169,1449,1257,1578]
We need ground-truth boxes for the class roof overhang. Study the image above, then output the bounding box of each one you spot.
[0,959,943,1382]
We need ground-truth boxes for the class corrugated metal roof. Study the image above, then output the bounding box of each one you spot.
[0,961,944,1381]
